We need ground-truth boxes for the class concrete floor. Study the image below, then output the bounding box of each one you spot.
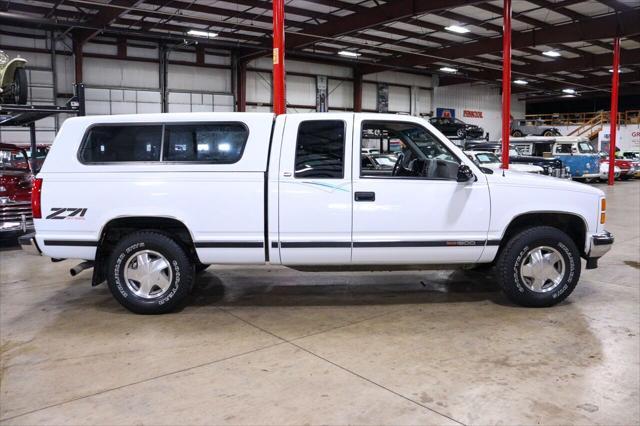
[1,181,638,426]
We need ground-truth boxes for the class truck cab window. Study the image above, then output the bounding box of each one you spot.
[360,121,460,180]
[79,125,162,163]
[294,120,345,179]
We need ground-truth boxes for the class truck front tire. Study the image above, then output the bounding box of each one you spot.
[107,231,194,314]
[497,226,581,307]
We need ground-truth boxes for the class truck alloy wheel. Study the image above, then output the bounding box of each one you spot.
[519,246,565,293]
[123,250,173,299]
[497,226,580,307]
[107,231,194,314]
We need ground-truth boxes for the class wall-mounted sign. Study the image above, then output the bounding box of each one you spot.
[436,108,455,118]
[316,76,328,112]
[376,83,389,113]
[463,110,483,118]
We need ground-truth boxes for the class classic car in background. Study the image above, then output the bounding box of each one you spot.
[0,143,34,236]
[599,153,636,180]
[599,161,621,182]
[618,150,640,161]
[464,151,544,174]
[510,118,561,137]
[428,116,485,140]
[510,136,599,181]
[617,150,640,177]
[465,142,570,178]
[0,51,28,105]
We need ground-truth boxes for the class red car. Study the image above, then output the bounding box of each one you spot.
[0,143,34,236]
[600,156,635,180]
[15,143,50,172]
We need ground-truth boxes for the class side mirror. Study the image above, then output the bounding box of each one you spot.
[457,164,474,182]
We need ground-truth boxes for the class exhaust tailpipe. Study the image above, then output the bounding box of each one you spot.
[70,261,94,277]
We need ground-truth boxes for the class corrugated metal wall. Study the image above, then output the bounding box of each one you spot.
[246,57,432,114]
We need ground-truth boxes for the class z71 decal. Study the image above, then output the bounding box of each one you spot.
[46,208,88,220]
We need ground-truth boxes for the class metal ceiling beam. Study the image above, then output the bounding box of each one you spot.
[285,0,489,49]
[516,48,640,75]
[525,0,613,51]
[595,0,635,12]
[474,3,610,54]
[439,68,640,93]
[75,0,145,43]
[360,10,640,72]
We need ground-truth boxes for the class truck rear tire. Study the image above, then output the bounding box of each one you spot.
[496,226,581,307]
[107,231,194,314]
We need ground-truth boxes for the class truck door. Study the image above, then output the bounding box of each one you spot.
[351,115,491,264]
[277,114,353,265]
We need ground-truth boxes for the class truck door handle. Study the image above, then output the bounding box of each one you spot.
[354,191,375,202]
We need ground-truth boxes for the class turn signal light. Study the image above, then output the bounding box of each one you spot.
[600,212,606,224]
[600,198,606,224]
[32,178,43,219]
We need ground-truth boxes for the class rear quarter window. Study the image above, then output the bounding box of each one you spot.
[79,125,162,163]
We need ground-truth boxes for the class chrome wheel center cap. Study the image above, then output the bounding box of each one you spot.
[124,250,173,299]
[520,246,566,293]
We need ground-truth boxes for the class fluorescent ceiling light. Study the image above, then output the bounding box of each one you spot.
[562,94,576,98]
[514,79,528,85]
[338,51,361,57]
[445,25,470,34]
[608,68,624,73]
[562,88,576,94]
[542,50,561,57]
[439,66,457,73]
[188,29,218,38]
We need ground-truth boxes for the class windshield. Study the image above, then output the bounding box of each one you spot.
[474,152,500,164]
[0,148,30,171]
[578,142,595,153]
[555,143,573,154]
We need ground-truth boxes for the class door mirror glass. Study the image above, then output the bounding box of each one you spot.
[457,164,474,182]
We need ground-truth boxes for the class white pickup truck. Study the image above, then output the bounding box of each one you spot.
[20,112,613,314]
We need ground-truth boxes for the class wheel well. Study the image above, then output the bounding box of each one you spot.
[92,217,198,286]
[499,213,587,256]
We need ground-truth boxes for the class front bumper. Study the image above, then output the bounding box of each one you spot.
[585,231,614,269]
[18,232,41,256]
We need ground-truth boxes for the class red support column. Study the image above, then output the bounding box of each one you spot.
[501,0,512,169]
[272,0,286,115]
[608,37,621,186]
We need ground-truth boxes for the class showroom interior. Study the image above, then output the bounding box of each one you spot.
[0,0,639,424]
